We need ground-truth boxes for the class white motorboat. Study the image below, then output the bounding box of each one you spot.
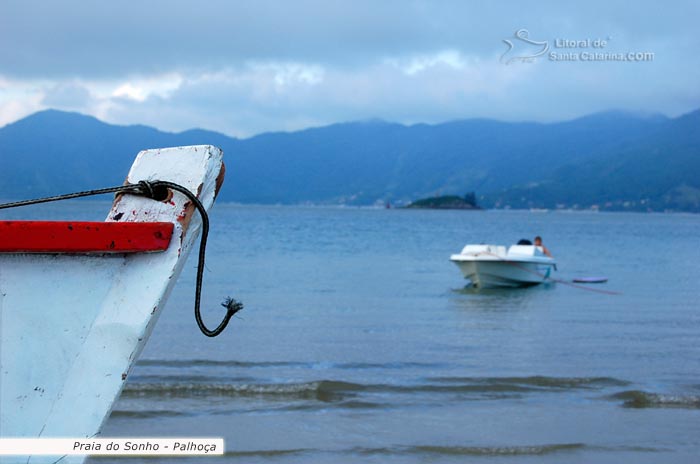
[0,145,230,463]
[450,244,557,288]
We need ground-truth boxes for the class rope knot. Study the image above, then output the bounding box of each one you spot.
[136,180,156,199]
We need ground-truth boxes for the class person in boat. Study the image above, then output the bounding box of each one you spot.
[534,236,552,257]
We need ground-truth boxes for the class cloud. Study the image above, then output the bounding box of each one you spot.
[109,74,183,102]
[386,50,469,75]
[41,82,93,108]
[82,55,532,136]
[2,1,697,78]
[0,77,45,126]
[0,0,699,134]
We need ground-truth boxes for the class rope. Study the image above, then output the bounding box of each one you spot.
[0,180,242,337]
[476,251,621,295]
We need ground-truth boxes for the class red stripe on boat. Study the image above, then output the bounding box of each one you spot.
[0,221,174,253]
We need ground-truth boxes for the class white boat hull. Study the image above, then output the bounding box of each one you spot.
[450,244,556,288]
[452,259,555,288]
[0,145,224,463]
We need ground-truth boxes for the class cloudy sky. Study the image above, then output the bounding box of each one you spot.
[1,1,698,137]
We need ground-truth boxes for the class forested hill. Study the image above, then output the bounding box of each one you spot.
[1,109,698,212]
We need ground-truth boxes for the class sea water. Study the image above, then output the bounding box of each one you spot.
[6,204,700,463]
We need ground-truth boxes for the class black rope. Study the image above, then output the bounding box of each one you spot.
[0,180,242,337]
[144,181,243,337]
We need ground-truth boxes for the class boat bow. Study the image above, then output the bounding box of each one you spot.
[0,145,224,462]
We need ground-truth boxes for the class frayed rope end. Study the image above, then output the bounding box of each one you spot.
[221,297,244,316]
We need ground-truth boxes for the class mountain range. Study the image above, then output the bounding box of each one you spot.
[0,109,698,212]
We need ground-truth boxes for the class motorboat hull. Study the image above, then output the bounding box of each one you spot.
[450,244,556,288]
[451,259,555,288]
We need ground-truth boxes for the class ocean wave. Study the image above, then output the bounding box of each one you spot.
[136,359,446,370]
[122,375,627,404]
[409,443,585,456]
[130,374,257,383]
[136,359,312,368]
[215,442,662,458]
[429,375,630,390]
[223,448,311,457]
[609,390,700,409]
[109,409,190,419]
[113,442,662,459]
[122,380,362,402]
[350,443,585,456]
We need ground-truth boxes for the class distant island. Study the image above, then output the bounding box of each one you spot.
[406,192,481,210]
